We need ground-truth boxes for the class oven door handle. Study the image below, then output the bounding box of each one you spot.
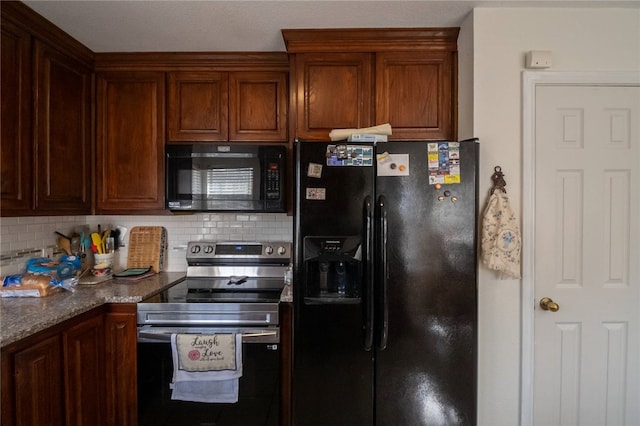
[137,326,280,344]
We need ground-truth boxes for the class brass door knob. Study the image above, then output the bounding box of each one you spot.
[539,297,559,312]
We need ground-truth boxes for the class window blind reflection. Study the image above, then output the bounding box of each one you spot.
[192,168,254,196]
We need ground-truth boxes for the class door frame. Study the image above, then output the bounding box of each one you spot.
[520,70,640,426]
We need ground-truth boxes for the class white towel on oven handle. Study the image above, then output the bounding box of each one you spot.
[170,333,243,403]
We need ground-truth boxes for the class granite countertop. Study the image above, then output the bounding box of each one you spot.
[0,272,185,348]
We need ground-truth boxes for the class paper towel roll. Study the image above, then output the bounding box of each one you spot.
[329,123,392,141]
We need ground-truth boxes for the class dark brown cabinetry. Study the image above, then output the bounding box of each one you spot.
[229,71,288,141]
[0,15,32,214]
[283,28,458,141]
[375,51,454,140]
[168,71,228,141]
[0,2,93,216]
[292,53,373,140]
[62,313,105,426]
[1,305,137,426]
[104,304,138,425]
[1,307,109,426]
[168,69,288,142]
[95,71,166,214]
[95,53,288,214]
[33,40,92,214]
[3,335,64,425]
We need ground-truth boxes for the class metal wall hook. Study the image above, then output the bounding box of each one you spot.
[490,166,508,194]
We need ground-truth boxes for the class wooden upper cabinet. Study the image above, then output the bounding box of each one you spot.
[168,69,288,142]
[229,71,288,141]
[33,40,92,214]
[376,51,454,140]
[168,71,228,141]
[96,71,166,213]
[293,53,372,141]
[283,28,459,141]
[0,16,32,215]
[1,1,93,217]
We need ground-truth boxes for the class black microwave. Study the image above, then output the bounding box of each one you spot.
[165,144,286,212]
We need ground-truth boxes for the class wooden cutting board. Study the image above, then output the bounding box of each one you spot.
[126,226,167,272]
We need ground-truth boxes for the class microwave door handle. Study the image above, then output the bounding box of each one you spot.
[363,195,374,351]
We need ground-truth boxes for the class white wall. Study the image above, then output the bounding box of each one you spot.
[470,7,640,426]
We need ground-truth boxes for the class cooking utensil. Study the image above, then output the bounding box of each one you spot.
[57,236,72,255]
[91,233,103,254]
[228,275,249,285]
[70,235,81,253]
[55,231,71,240]
[101,230,111,253]
[116,226,128,247]
[77,266,91,279]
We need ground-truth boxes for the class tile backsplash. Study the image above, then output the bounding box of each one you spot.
[0,213,293,277]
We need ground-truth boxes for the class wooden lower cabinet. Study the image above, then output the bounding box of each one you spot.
[1,304,138,426]
[104,304,138,426]
[5,334,64,426]
[63,313,105,426]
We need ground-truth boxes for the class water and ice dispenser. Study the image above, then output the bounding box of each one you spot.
[303,236,362,303]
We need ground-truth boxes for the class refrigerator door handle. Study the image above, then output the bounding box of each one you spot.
[377,195,389,351]
[363,195,374,351]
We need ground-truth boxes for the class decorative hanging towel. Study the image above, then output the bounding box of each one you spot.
[481,188,522,279]
[170,333,243,403]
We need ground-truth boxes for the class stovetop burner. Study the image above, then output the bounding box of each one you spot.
[166,277,285,304]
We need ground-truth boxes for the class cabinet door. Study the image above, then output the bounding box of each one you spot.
[229,71,288,141]
[376,51,454,140]
[0,17,32,215]
[62,313,105,426]
[33,40,92,214]
[12,335,64,426]
[294,53,373,140]
[168,71,228,142]
[96,71,166,213]
[104,304,138,426]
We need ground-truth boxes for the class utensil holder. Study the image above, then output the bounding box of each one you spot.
[94,252,114,268]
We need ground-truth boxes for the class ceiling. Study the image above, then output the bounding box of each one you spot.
[22,0,639,52]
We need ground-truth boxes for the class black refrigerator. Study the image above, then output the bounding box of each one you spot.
[292,139,479,425]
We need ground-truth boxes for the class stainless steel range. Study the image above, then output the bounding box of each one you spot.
[137,240,290,340]
[137,241,290,426]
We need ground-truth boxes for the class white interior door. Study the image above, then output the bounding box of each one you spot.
[531,82,639,425]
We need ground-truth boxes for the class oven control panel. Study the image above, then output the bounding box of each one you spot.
[186,241,291,263]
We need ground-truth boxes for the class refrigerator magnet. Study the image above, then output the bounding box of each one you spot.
[428,142,461,184]
[306,188,326,200]
[307,163,323,178]
[377,153,409,176]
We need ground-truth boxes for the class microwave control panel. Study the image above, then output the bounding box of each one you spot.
[265,161,281,200]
